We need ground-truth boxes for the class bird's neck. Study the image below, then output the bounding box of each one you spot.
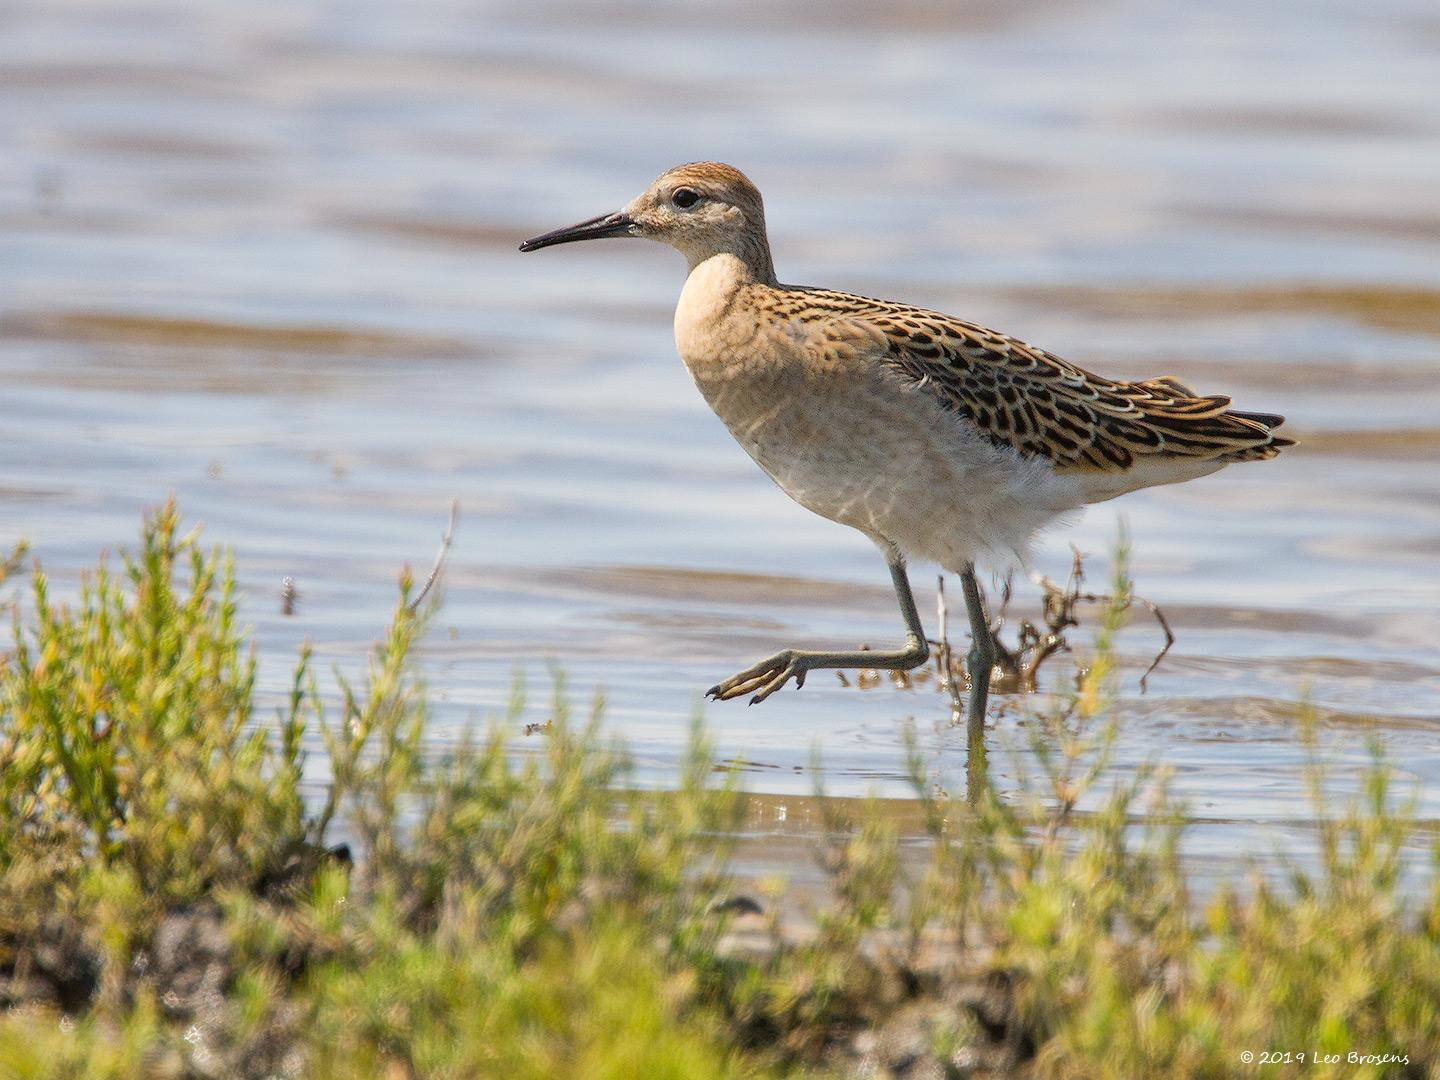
[679,254,756,320]
[683,235,776,285]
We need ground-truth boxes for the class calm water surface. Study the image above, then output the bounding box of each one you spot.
[4,0,1440,884]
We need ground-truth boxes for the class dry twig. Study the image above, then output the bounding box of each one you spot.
[407,500,459,615]
[923,547,1173,700]
[934,576,964,721]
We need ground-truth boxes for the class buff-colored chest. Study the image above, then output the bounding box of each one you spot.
[675,256,867,414]
[673,255,764,371]
[669,256,1082,568]
[675,260,837,462]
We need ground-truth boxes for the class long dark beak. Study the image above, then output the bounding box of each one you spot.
[518,211,636,252]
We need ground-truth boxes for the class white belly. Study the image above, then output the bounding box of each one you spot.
[692,361,1084,571]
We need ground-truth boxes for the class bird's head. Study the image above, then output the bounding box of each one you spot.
[519,161,774,280]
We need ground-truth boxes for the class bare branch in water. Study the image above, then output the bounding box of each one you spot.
[851,547,1174,704]
[1134,598,1175,692]
[408,499,459,615]
[933,576,964,722]
[924,548,1175,704]
[1032,546,1174,694]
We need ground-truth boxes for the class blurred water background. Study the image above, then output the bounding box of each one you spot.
[4,0,1440,886]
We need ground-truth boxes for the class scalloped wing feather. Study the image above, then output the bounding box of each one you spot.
[774,288,1294,474]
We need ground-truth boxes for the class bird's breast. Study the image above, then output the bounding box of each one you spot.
[674,257,759,362]
[675,295,842,457]
[673,289,1082,566]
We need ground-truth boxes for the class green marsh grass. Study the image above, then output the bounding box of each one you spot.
[1,504,1437,1077]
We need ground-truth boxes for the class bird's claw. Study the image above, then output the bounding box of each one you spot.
[706,651,808,705]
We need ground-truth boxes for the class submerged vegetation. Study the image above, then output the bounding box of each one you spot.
[1,505,1437,1078]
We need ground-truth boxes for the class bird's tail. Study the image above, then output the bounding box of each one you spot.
[1132,376,1295,463]
[1214,409,1294,461]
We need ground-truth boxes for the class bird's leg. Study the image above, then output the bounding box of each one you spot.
[959,562,997,737]
[707,553,930,706]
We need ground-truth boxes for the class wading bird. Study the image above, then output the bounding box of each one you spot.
[520,163,1290,721]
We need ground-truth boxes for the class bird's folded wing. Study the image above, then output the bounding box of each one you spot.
[799,289,1293,472]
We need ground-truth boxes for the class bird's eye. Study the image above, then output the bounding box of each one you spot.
[671,187,701,209]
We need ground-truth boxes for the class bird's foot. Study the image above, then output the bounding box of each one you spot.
[707,650,810,705]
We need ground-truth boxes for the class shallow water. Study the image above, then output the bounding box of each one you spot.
[4,0,1440,886]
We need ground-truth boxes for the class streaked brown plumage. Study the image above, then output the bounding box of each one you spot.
[765,286,1291,476]
[520,161,1292,716]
